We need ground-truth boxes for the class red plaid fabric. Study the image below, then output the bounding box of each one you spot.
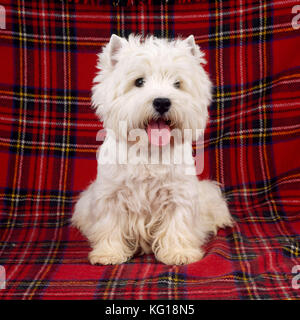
[0,0,300,299]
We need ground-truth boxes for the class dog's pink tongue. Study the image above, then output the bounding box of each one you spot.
[147,119,171,146]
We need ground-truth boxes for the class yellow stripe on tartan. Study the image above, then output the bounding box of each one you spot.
[237,2,254,299]
[0,89,90,101]
[8,272,291,290]
[2,220,67,228]
[2,172,298,201]
[52,0,73,291]
[215,0,220,184]
[214,73,300,99]
[0,34,107,46]
[223,173,300,195]
[4,0,24,240]
[261,2,292,243]
[214,0,254,297]
[0,193,74,200]
[197,127,300,146]
[283,246,299,257]
[196,127,300,149]
[62,0,73,234]
[261,2,291,298]
[103,265,120,300]
[0,142,97,153]
[210,249,255,261]
[1,72,299,102]
[174,266,179,300]
[2,127,300,154]
[27,1,73,299]
[235,216,298,223]
[52,0,73,290]
[55,273,288,287]
[117,6,120,36]
[232,231,254,290]
[195,26,296,44]
[0,26,296,47]
[166,273,180,296]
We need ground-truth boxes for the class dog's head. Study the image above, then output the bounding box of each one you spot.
[92,34,212,144]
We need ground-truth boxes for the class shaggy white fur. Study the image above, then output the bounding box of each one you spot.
[72,34,233,265]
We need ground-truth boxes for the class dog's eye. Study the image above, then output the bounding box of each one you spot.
[135,78,145,88]
[174,80,181,89]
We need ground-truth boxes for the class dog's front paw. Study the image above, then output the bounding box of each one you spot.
[155,248,204,265]
[89,250,130,265]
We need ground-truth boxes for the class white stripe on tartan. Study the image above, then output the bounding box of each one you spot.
[138,261,151,299]
[140,2,145,37]
[121,7,125,37]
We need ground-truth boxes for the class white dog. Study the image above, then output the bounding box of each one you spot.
[72,34,233,265]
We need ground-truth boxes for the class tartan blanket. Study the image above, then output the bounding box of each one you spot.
[0,0,300,300]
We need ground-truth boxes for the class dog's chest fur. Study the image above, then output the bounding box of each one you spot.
[97,161,198,253]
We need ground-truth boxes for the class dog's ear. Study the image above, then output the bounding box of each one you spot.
[108,34,125,67]
[92,35,126,119]
[185,35,197,56]
[184,35,206,64]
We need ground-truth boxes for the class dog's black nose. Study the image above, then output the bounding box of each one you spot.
[153,98,171,115]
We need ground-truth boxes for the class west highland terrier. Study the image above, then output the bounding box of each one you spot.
[72,34,233,265]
